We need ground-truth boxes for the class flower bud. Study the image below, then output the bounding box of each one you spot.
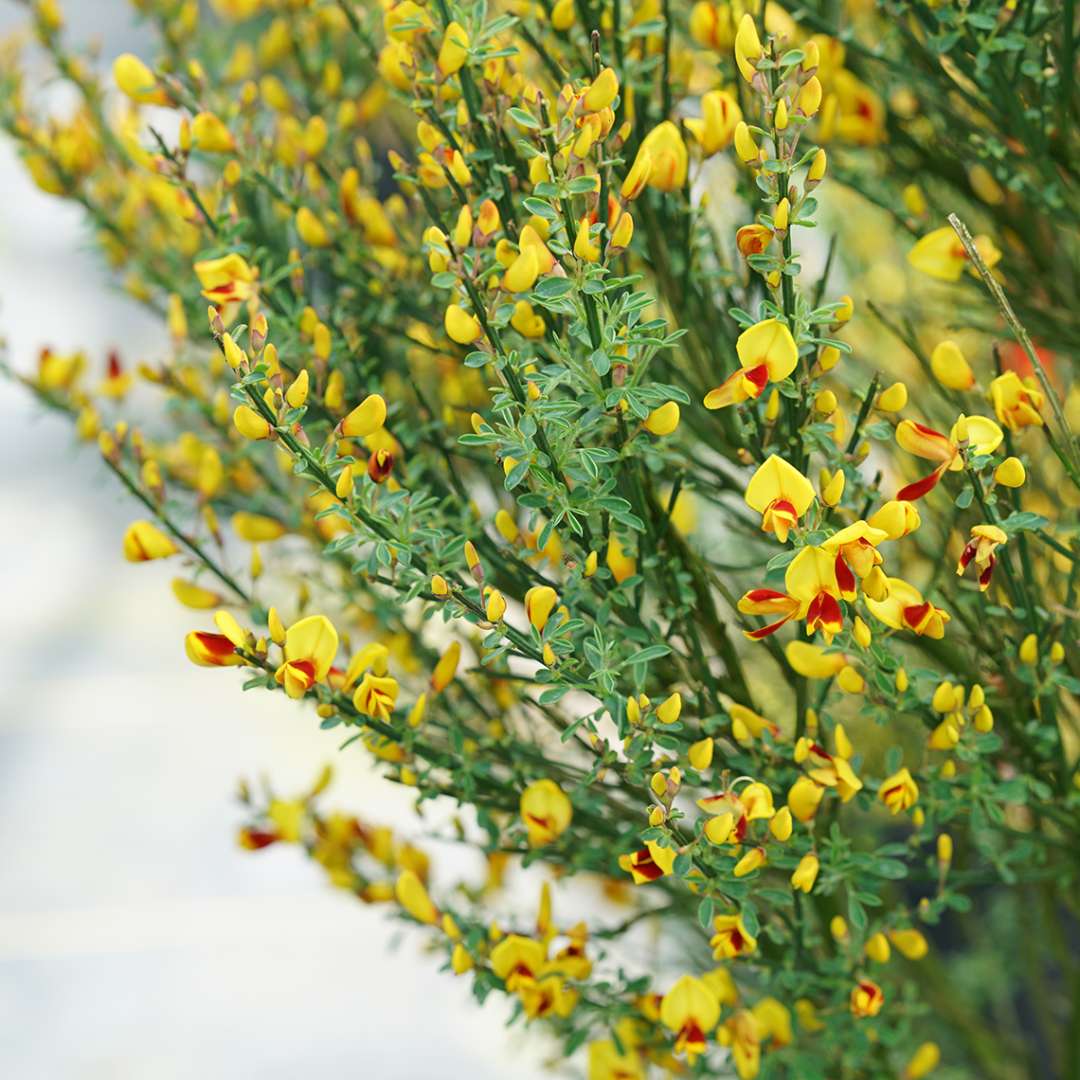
[865,932,890,963]
[645,401,680,436]
[584,67,619,112]
[656,692,682,724]
[807,148,827,186]
[769,806,793,841]
[437,21,469,76]
[818,344,840,371]
[296,206,330,248]
[791,853,819,892]
[1019,633,1038,665]
[524,585,558,632]
[233,404,272,440]
[733,121,760,164]
[688,737,714,770]
[930,340,975,390]
[877,381,908,412]
[937,833,953,865]
[904,1042,941,1080]
[445,303,483,345]
[340,394,387,438]
[994,456,1026,487]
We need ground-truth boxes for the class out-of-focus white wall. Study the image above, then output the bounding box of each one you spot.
[0,5,549,1077]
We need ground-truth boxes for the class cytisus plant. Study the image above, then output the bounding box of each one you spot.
[3,0,1079,1077]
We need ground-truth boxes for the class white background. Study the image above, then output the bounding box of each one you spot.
[0,3,550,1076]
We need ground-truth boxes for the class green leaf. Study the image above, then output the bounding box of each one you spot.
[624,644,672,665]
[508,107,540,130]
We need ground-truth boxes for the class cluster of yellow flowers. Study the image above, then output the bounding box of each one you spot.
[5,0,1079,1076]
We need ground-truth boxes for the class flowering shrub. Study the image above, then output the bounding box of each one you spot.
[3,0,1079,1076]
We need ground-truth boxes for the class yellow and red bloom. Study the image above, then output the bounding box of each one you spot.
[879,767,919,813]
[490,934,547,990]
[989,371,1044,431]
[739,546,843,642]
[850,979,885,1018]
[274,614,339,699]
[185,630,243,667]
[823,520,888,596]
[194,252,257,306]
[894,415,1003,500]
[353,671,399,721]
[710,912,758,959]
[865,577,951,639]
[620,841,677,884]
[957,524,1008,591]
[520,779,573,846]
[704,319,799,409]
[660,975,720,1061]
[744,455,816,543]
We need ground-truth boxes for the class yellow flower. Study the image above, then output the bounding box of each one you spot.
[994,456,1026,487]
[587,1039,643,1080]
[788,777,825,822]
[660,975,720,1061]
[743,455,816,543]
[195,253,257,307]
[524,585,558,632]
[907,225,1000,282]
[191,111,235,153]
[889,927,929,960]
[849,978,884,1018]
[710,912,757,959]
[274,615,338,699]
[785,640,847,679]
[395,869,438,925]
[584,67,620,112]
[704,320,799,409]
[686,89,741,155]
[734,13,763,82]
[956,523,1008,591]
[233,404,273,440]
[879,767,919,813]
[113,53,167,104]
[338,393,387,439]
[930,340,975,390]
[490,934,546,989]
[185,631,243,667]
[232,511,286,543]
[733,846,766,878]
[903,1042,941,1079]
[445,303,483,345]
[520,779,572,846]
[436,20,469,76]
[635,121,687,192]
[123,520,178,562]
[989,371,1044,430]
[791,852,819,892]
[353,671,399,721]
[619,841,677,884]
